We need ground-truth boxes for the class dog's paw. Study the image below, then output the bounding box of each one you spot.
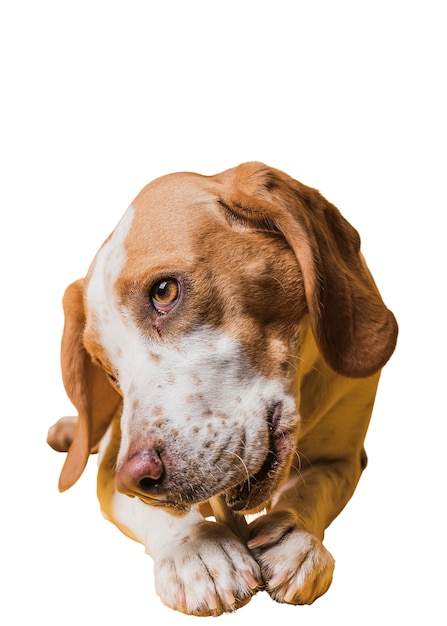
[47,416,78,452]
[248,510,335,605]
[154,520,262,616]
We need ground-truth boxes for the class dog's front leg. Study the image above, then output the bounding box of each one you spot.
[107,492,262,616]
[248,457,364,605]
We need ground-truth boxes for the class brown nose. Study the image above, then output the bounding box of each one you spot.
[116,449,165,498]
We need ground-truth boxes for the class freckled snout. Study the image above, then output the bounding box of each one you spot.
[116,444,165,499]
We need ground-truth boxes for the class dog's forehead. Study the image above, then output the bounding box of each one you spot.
[131,171,219,228]
[120,172,226,273]
[132,171,216,212]
[88,172,218,274]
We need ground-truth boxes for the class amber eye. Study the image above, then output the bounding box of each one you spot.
[105,370,118,385]
[150,278,181,314]
[93,358,119,387]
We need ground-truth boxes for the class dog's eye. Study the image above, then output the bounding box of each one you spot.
[93,358,119,387]
[105,371,118,384]
[150,278,181,314]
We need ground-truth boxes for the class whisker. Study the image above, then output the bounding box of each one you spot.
[290,449,315,486]
[222,449,251,490]
[285,358,298,371]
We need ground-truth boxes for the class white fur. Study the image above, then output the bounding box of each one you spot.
[108,492,261,614]
[115,327,297,485]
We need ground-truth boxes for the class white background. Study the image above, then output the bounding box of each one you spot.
[1,1,445,624]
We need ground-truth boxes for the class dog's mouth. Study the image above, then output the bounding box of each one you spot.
[132,401,296,515]
[223,401,296,512]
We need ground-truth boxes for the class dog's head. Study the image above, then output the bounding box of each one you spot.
[57,163,397,513]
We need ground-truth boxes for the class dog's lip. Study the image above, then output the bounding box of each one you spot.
[135,491,193,514]
[224,401,293,511]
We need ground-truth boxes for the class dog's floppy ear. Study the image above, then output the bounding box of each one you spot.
[57,279,121,492]
[218,162,398,378]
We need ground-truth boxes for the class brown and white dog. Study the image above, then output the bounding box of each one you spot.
[48,162,397,616]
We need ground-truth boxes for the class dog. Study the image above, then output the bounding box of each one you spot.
[47,162,398,616]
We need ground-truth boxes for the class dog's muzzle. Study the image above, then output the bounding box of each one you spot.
[115,401,295,513]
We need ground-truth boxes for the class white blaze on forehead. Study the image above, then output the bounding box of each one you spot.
[86,205,134,310]
[85,206,139,366]
[86,201,160,388]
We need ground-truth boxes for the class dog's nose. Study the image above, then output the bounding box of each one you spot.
[116,449,165,498]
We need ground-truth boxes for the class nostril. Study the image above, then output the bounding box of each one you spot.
[138,475,164,492]
[116,448,165,497]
